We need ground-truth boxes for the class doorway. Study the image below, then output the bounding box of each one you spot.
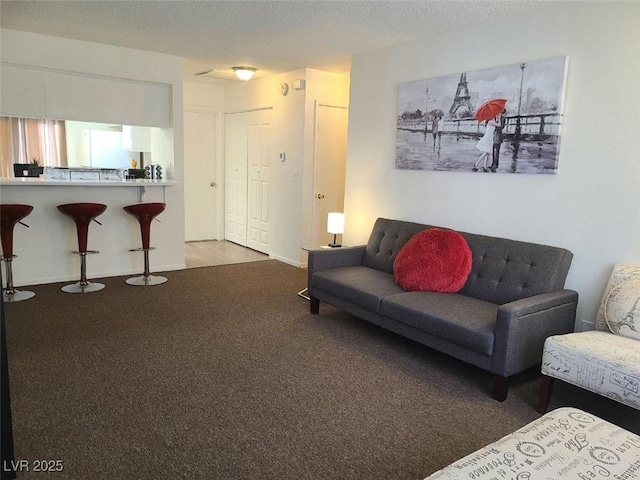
[312,103,349,246]
[224,108,272,255]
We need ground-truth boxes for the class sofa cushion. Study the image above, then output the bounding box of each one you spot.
[381,292,498,355]
[312,266,405,313]
[393,228,472,293]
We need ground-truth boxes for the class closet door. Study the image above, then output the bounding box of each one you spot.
[224,109,272,253]
[224,116,248,246]
[246,110,271,253]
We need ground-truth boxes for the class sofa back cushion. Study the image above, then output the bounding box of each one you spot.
[458,231,573,304]
[363,218,573,305]
[363,218,431,273]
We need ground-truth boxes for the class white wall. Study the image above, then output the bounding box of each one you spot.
[184,80,225,110]
[344,2,640,329]
[0,29,186,285]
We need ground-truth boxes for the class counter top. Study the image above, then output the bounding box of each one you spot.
[0,178,177,187]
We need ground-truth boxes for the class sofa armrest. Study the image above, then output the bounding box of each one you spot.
[307,246,366,291]
[492,289,578,377]
[308,246,365,272]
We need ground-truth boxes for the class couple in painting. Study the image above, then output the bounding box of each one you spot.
[423,111,444,154]
[474,110,505,173]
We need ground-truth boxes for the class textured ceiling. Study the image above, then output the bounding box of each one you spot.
[0,0,551,84]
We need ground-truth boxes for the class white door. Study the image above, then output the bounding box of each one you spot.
[312,104,349,246]
[225,109,272,254]
[246,115,271,253]
[224,118,248,246]
[184,110,219,241]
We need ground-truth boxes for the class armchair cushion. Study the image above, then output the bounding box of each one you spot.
[542,330,640,410]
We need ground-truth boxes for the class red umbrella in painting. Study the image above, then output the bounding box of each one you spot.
[475,98,507,122]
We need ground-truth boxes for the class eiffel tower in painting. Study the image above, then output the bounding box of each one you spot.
[620,296,640,332]
[448,73,474,116]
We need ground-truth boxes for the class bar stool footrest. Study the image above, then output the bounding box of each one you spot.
[128,247,156,252]
[72,250,100,255]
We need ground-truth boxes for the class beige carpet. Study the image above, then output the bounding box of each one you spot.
[4,260,637,479]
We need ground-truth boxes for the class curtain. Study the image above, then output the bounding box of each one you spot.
[0,117,68,177]
[0,118,12,178]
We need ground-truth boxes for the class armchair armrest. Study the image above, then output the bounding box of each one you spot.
[492,289,578,377]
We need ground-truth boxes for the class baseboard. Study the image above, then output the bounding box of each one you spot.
[268,253,301,268]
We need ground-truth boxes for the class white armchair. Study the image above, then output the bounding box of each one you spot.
[538,263,640,412]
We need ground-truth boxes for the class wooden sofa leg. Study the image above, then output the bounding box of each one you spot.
[492,375,509,402]
[538,375,555,414]
[310,297,320,314]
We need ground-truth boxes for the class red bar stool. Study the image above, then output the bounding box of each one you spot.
[123,202,167,286]
[57,203,107,293]
[1,204,35,302]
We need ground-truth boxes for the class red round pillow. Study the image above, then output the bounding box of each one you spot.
[393,228,472,293]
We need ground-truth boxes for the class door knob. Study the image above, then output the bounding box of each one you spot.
[317,193,325,199]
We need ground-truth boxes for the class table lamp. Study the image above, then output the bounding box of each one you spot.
[327,212,344,248]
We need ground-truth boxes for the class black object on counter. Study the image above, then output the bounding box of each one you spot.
[127,168,146,179]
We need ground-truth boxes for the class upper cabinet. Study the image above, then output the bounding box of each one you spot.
[122,125,152,152]
[0,65,171,127]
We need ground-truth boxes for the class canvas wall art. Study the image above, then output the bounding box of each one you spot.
[396,57,568,174]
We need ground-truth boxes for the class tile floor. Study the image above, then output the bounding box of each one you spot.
[184,240,269,269]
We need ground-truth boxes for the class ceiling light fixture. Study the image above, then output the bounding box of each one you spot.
[232,67,256,81]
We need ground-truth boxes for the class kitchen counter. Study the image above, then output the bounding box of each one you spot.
[0,178,176,186]
[0,178,184,286]
[0,177,177,202]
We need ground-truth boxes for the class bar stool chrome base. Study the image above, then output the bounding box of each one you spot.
[3,289,36,303]
[125,274,168,286]
[2,255,36,302]
[61,251,104,294]
[61,281,105,294]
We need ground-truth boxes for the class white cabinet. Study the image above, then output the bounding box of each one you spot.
[122,125,152,152]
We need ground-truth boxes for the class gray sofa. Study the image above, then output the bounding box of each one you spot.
[308,218,578,401]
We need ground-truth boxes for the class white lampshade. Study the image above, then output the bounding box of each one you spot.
[233,67,256,81]
[327,212,345,235]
